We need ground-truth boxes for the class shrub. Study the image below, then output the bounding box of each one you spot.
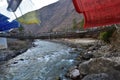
[99,28,115,43]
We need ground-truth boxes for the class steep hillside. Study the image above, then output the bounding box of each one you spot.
[22,0,83,33]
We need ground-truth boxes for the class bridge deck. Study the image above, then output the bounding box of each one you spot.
[0,30,101,39]
[0,27,113,39]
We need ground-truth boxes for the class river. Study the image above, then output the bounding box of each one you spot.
[0,40,78,80]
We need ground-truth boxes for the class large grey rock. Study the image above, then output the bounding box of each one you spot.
[79,58,120,80]
[79,58,117,75]
[82,73,110,80]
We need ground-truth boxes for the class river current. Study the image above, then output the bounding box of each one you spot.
[0,40,78,80]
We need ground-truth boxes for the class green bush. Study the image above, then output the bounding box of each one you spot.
[99,29,115,43]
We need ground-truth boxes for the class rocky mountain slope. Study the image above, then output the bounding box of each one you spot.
[22,0,83,33]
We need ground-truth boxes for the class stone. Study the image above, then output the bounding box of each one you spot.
[66,68,80,79]
[13,61,18,64]
[19,58,24,61]
[82,73,110,80]
[69,69,80,79]
[82,52,94,60]
[79,58,117,75]
[71,48,77,51]
[88,51,92,53]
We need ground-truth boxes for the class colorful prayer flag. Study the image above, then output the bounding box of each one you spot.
[73,0,120,13]
[72,0,120,28]
[84,4,120,28]
[18,11,40,24]
[7,0,22,12]
[0,14,20,31]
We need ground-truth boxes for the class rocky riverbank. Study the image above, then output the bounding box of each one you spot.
[52,38,120,80]
[0,39,33,64]
[0,37,119,80]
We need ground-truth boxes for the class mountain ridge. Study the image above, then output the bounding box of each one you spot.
[22,0,83,33]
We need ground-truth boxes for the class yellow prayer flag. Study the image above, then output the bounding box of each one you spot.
[18,11,40,24]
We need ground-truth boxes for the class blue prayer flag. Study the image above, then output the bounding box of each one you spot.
[0,14,20,31]
[0,14,9,22]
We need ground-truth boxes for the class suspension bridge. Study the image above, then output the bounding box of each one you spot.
[0,29,104,40]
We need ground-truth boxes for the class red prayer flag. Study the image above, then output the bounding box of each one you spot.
[72,0,120,28]
[84,4,120,28]
[72,0,120,13]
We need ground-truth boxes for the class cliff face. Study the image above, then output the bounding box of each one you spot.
[23,0,83,33]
